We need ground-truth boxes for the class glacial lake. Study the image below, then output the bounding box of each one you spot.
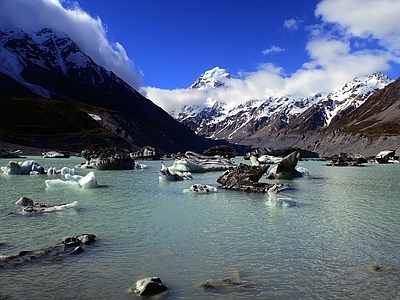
[0,156,399,299]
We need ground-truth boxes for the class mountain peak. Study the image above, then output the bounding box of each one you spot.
[189,66,230,90]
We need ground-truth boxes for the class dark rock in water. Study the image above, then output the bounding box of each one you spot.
[0,149,25,158]
[267,151,302,179]
[375,150,398,163]
[81,145,134,170]
[365,263,395,274]
[203,145,238,158]
[325,153,367,167]
[62,237,81,247]
[132,276,168,296]
[0,234,96,268]
[76,234,96,244]
[216,163,272,193]
[15,196,35,207]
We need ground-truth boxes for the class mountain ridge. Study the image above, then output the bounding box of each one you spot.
[0,27,211,154]
[171,66,400,156]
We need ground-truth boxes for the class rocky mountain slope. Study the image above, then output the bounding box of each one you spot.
[0,27,209,154]
[172,67,400,156]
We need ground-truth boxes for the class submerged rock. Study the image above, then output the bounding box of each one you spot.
[0,234,96,268]
[198,270,254,292]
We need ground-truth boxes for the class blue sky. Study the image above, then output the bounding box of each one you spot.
[1,0,400,112]
[74,0,317,89]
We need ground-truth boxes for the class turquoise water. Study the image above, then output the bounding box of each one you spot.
[0,156,399,299]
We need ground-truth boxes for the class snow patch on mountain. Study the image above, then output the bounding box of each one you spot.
[320,73,392,126]
[189,66,230,90]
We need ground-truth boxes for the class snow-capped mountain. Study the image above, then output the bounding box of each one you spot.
[0,27,131,101]
[173,67,393,143]
[0,27,208,153]
[189,66,230,90]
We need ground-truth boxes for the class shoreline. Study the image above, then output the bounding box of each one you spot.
[0,142,58,157]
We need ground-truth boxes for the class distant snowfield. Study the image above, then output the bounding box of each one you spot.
[88,113,101,121]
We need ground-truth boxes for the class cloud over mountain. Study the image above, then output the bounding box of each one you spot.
[146,0,400,112]
[0,0,142,89]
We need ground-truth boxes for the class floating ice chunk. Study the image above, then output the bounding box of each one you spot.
[1,160,45,175]
[45,179,81,188]
[60,167,74,175]
[78,171,98,188]
[184,184,218,193]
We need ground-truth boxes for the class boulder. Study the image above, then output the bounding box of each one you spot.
[132,277,168,296]
[267,151,302,179]
[216,163,272,193]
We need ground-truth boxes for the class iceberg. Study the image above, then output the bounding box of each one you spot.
[169,151,236,173]
[46,171,98,188]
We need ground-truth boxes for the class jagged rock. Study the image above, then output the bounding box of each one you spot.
[131,277,168,296]
[267,151,302,179]
[0,234,96,268]
[130,146,159,159]
[202,145,238,158]
[81,145,134,170]
[375,150,398,163]
[216,163,271,193]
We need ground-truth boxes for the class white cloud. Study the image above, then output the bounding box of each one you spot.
[315,0,400,56]
[146,0,400,113]
[283,18,302,30]
[0,0,142,89]
[262,46,285,55]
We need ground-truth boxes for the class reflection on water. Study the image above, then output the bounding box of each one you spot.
[0,157,400,299]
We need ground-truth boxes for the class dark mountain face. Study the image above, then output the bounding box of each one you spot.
[329,78,400,136]
[0,27,208,154]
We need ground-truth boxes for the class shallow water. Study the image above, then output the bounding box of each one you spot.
[0,156,399,299]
